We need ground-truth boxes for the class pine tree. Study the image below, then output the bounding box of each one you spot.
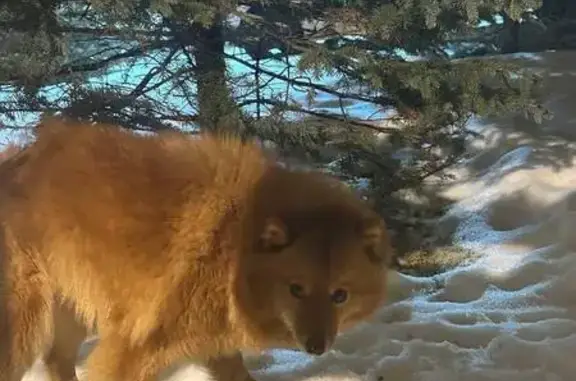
[0,0,549,252]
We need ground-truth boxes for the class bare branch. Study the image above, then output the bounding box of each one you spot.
[129,46,179,97]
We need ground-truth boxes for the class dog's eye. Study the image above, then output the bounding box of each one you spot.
[331,288,348,304]
[289,283,305,299]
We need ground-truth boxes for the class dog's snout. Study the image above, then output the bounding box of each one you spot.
[304,338,326,355]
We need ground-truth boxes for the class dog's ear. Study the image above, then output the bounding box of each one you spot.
[358,215,392,265]
[259,217,289,250]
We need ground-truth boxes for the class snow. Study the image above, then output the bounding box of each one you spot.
[17,50,576,381]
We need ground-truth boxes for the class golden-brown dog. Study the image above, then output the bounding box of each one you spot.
[0,118,392,381]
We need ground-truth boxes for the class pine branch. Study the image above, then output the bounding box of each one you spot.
[0,39,177,84]
[238,98,398,133]
[224,52,396,107]
[58,26,170,38]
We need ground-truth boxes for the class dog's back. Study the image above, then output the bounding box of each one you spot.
[0,117,270,381]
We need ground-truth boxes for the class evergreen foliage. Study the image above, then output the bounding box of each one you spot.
[0,0,556,252]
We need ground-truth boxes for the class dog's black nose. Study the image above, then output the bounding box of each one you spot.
[304,338,326,355]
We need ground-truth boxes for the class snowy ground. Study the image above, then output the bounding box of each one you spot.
[22,50,576,380]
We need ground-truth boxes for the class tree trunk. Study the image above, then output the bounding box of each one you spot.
[192,18,244,135]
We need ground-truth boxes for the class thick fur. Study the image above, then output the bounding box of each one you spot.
[0,118,392,381]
